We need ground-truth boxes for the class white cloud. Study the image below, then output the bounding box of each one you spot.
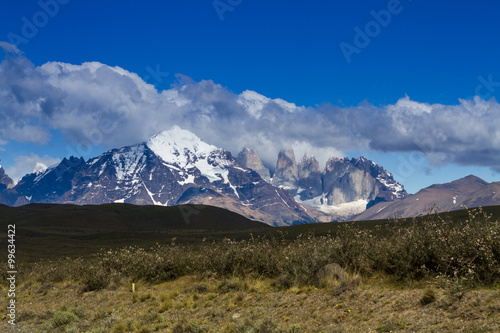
[5,154,60,184]
[1,41,500,173]
[0,42,22,56]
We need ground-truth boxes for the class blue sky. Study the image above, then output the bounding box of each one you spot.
[1,0,500,193]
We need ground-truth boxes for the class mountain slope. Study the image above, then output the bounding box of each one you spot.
[461,181,500,208]
[354,175,490,220]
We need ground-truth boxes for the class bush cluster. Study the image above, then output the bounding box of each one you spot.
[20,207,500,289]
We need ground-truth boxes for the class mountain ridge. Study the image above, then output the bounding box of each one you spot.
[354,174,494,220]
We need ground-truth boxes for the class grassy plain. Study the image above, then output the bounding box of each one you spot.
[1,204,499,332]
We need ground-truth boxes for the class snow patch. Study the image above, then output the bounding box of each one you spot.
[99,162,108,176]
[147,126,218,166]
[275,189,290,208]
[33,163,58,183]
[148,126,235,187]
[178,174,195,185]
[377,176,404,198]
[142,182,168,206]
[295,193,368,216]
[233,166,250,172]
[112,145,146,180]
[33,162,48,175]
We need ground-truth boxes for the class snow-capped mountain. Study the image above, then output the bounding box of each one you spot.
[0,127,314,226]
[238,149,407,219]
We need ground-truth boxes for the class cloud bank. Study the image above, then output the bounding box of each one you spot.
[1,42,500,172]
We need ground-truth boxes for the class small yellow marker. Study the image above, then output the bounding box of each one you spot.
[132,283,135,293]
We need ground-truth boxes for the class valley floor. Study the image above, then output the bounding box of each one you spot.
[2,275,499,332]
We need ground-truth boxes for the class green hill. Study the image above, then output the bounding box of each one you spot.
[0,203,269,261]
[2,203,500,262]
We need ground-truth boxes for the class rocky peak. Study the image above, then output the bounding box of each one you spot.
[236,148,271,181]
[323,157,351,181]
[297,154,322,199]
[272,148,298,189]
[0,166,14,193]
[322,157,375,205]
[146,126,220,167]
[298,154,320,178]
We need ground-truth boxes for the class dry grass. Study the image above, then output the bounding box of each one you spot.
[1,207,499,331]
[1,275,499,332]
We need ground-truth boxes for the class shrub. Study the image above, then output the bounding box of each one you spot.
[420,288,437,305]
[52,310,78,327]
[15,207,500,288]
[81,267,110,292]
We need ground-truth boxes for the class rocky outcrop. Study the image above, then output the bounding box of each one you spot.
[297,154,323,199]
[271,154,407,219]
[323,159,378,205]
[272,149,299,189]
[0,166,14,193]
[236,148,271,181]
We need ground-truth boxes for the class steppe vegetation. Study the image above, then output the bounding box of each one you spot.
[2,207,499,332]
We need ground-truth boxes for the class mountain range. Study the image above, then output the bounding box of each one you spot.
[0,126,408,226]
[0,126,497,225]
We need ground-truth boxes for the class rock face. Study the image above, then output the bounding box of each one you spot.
[0,127,315,226]
[0,166,14,194]
[324,158,377,205]
[297,154,323,199]
[271,154,407,219]
[323,156,405,207]
[236,148,271,181]
[272,149,299,189]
